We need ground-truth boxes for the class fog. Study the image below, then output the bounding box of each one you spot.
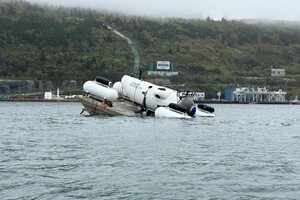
[27,0,300,21]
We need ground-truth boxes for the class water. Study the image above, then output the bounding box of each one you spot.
[0,102,300,200]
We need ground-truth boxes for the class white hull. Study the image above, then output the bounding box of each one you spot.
[155,107,191,119]
[195,108,216,117]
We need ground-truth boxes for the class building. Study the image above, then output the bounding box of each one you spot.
[147,61,178,76]
[224,87,235,101]
[224,86,287,103]
[271,68,285,77]
[179,91,205,101]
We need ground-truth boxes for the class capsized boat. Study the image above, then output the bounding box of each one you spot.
[77,75,215,118]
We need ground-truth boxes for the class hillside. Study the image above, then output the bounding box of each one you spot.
[0,1,300,98]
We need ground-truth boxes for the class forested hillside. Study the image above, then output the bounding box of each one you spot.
[1,1,300,97]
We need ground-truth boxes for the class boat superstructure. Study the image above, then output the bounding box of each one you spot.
[78,75,215,118]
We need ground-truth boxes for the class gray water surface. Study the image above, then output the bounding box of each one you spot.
[0,102,300,199]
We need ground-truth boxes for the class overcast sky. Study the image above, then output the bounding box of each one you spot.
[27,0,300,21]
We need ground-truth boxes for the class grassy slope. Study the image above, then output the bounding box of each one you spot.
[0,1,300,97]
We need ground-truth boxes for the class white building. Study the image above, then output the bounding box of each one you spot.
[44,89,63,100]
[271,68,285,77]
[179,91,205,101]
[44,92,53,99]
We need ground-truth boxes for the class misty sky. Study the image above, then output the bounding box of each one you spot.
[27,0,300,21]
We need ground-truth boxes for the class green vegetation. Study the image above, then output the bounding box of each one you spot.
[1,1,300,98]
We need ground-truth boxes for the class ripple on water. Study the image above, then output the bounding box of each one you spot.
[1,103,300,199]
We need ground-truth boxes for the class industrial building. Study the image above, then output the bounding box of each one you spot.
[224,87,287,103]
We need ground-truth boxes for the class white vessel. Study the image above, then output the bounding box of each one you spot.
[78,75,215,118]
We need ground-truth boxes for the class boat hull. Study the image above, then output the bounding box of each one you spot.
[195,108,216,117]
[155,107,191,119]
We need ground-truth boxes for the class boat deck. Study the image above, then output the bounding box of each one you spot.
[77,95,140,116]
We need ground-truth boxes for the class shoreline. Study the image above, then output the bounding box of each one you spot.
[0,98,79,102]
[196,100,300,105]
[1,98,299,104]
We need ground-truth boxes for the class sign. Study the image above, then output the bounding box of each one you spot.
[157,61,170,70]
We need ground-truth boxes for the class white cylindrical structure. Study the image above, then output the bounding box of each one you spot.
[121,75,178,110]
[113,81,127,96]
[83,81,118,102]
[57,88,60,99]
[121,75,153,104]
